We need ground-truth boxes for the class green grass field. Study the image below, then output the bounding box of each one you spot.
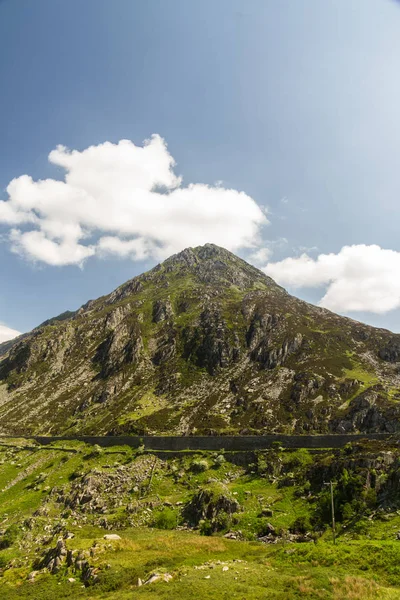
[1,440,400,599]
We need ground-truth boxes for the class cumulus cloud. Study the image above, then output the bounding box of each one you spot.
[248,247,272,265]
[264,244,400,314]
[0,135,267,266]
[0,324,21,344]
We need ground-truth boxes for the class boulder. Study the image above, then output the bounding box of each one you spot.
[103,534,121,540]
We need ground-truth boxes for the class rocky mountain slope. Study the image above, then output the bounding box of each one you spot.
[1,243,400,436]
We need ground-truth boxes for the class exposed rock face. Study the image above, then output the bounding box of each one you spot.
[184,482,240,529]
[182,306,238,374]
[93,314,143,379]
[332,386,399,434]
[379,341,400,363]
[152,299,173,323]
[0,342,31,381]
[1,243,400,435]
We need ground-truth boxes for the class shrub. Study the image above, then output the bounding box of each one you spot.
[214,454,225,467]
[199,519,213,536]
[191,459,209,473]
[0,524,19,549]
[136,444,145,455]
[214,510,232,532]
[85,444,103,459]
[294,481,311,498]
[288,448,312,469]
[152,508,178,530]
[254,518,276,537]
[272,441,284,451]
[255,452,269,475]
[69,467,84,480]
[0,553,9,569]
[290,515,311,534]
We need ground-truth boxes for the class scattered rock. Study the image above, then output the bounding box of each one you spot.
[144,572,173,585]
[260,507,274,517]
[103,534,121,540]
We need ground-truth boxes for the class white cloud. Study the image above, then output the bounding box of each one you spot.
[10,230,95,267]
[0,135,267,266]
[247,237,288,266]
[248,247,272,265]
[264,244,400,314]
[97,236,152,261]
[0,324,21,344]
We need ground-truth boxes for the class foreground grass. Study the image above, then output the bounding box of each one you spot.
[2,528,400,599]
[1,440,400,598]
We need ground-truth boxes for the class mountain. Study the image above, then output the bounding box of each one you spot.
[1,243,400,436]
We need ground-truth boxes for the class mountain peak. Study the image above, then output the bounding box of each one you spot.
[156,243,279,291]
[106,244,280,307]
[164,243,239,267]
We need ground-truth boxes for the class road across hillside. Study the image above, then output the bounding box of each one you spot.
[0,433,396,450]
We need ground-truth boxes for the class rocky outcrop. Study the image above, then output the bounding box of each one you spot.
[333,386,400,433]
[182,307,239,374]
[93,322,143,377]
[291,372,324,405]
[152,299,173,323]
[184,482,240,529]
[152,329,176,365]
[250,334,303,370]
[39,538,68,574]
[246,312,281,351]
[0,341,31,382]
[379,339,400,363]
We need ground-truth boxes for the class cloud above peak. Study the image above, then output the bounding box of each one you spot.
[0,324,21,344]
[264,244,400,314]
[0,135,267,266]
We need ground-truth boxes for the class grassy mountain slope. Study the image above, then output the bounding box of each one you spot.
[1,243,400,436]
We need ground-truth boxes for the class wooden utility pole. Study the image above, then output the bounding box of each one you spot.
[324,481,336,544]
[147,457,157,494]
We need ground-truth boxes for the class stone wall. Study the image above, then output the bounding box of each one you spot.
[24,432,396,450]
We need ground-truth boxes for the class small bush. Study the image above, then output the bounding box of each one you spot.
[0,553,9,569]
[283,449,312,470]
[254,518,276,537]
[214,510,232,532]
[85,444,103,459]
[214,454,225,467]
[272,441,284,451]
[0,524,19,549]
[152,508,178,530]
[96,566,141,593]
[290,515,311,534]
[69,467,84,480]
[294,481,311,498]
[199,519,213,536]
[191,459,209,473]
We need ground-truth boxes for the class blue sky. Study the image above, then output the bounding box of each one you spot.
[1,0,400,339]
